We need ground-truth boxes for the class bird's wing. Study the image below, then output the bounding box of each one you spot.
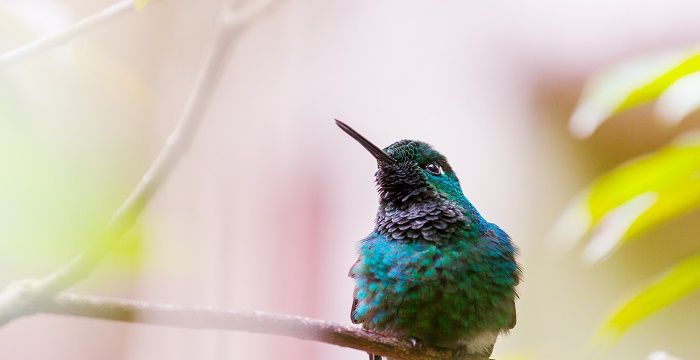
[348,259,362,324]
[349,233,382,325]
[483,223,520,331]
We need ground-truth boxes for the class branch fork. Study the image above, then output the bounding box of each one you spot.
[0,1,489,359]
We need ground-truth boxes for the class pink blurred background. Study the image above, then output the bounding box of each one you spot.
[1,0,700,359]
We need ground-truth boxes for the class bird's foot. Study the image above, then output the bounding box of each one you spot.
[408,337,424,353]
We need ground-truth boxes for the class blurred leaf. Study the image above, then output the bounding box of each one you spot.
[570,50,700,138]
[655,72,700,124]
[602,254,700,338]
[134,0,153,11]
[617,53,700,112]
[0,26,148,277]
[0,129,129,268]
[553,133,700,261]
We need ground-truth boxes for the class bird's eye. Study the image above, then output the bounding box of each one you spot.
[424,162,443,176]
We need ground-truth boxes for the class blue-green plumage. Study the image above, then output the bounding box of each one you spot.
[336,121,520,359]
[351,226,518,344]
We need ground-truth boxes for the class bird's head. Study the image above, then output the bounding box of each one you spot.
[335,120,467,208]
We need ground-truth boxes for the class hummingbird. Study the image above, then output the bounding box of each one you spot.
[336,120,520,360]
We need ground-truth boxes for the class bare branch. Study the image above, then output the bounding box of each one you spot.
[41,293,488,360]
[0,0,280,325]
[0,0,138,68]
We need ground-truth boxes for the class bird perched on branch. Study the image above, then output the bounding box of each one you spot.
[336,120,520,360]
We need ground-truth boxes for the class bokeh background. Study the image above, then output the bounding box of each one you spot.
[1,0,700,359]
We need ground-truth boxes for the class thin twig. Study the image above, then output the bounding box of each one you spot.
[0,0,280,325]
[42,293,488,360]
[0,0,138,68]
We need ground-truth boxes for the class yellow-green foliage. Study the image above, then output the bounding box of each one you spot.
[616,52,700,113]
[586,135,700,243]
[604,254,700,337]
[0,128,146,279]
[570,49,700,137]
[565,46,700,340]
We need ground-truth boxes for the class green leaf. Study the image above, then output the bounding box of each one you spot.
[602,253,700,338]
[552,133,700,262]
[134,0,153,11]
[570,50,700,138]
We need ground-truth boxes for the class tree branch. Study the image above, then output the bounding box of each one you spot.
[0,3,496,359]
[0,0,280,325]
[0,0,140,68]
[41,293,487,360]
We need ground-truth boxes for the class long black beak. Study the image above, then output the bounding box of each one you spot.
[335,119,396,164]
